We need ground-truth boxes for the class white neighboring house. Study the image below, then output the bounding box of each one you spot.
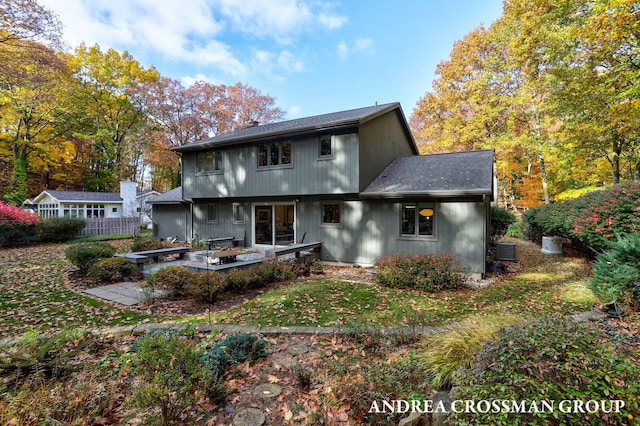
[27,181,158,222]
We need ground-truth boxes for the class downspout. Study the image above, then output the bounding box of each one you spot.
[483,194,489,279]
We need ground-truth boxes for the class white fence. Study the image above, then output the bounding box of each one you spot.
[81,217,140,236]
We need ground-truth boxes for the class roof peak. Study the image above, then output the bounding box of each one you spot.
[174,102,402,152]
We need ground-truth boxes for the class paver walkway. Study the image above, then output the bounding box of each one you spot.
[83,282,166,306]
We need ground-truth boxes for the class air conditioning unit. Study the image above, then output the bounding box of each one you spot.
[495,242,516,261]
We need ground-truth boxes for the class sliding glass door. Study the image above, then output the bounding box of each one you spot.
[254,204,295,246]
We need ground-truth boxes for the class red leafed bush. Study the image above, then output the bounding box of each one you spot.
[0,202,41,247]
[523,182,640,251]
[375,252,467,292]
[0,202,40,225]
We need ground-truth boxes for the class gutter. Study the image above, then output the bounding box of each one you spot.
[359,189,493,199]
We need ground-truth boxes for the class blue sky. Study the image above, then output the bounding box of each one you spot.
[40,0,504,120]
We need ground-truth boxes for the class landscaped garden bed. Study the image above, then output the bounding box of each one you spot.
[1,236,639,425]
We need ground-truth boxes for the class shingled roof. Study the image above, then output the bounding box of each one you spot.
[361,150,494,199]
[36,190,122,203]
[174,102,414,152]
[145,186,184,204]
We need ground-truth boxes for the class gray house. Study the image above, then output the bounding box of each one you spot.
[154,103,494,275]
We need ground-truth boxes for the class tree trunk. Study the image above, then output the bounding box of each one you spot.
[539,152,551,204]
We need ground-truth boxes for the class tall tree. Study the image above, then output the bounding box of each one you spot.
[67,44,160,191]
[143,79,285,190]
[190,81,285,137]
[542,0,640,183]
[0,40,75,203]
[0,0,62,48]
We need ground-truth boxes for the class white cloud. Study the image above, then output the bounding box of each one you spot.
[318,12,348,30]
[180,73,218,87]
[39,0,345,79]
[336,37,374,59]
[277,50,304,72]
[214,0,346,38]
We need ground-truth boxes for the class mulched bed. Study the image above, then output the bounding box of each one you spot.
[65,264,375,317]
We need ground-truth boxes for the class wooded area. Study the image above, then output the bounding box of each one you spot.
[2,0,638,210]
[0,0,285,204]
[410,0,639,209]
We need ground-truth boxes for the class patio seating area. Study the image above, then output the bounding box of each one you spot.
[114,242,322,279]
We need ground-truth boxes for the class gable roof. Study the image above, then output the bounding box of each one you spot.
[174,102,416,152]
[361,150,495,199]
[33,190,122,204]
[146,186,184,204]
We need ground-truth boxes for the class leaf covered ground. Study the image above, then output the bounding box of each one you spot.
[0,242,154,338]
[0,238,639,425]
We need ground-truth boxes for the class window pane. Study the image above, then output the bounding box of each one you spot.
[213,151,222,170]
[233,203,245,223]
[197,152,205,173]
[320,136,332,156]
[401,204,416,235]
[281,142,291,164]
[206,151,214,172]
[322,204,341,224]
[207,204,217,222]
[418,212,433,235]
[270,143,279,165]
[258,144,268,167]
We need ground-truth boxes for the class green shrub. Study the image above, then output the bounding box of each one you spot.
[147,265,195,297]
[39,217,86,243]
[201,333,268,377]
[188,271,227,303]
[450,315,640,425]
[64,242,116,272]
[255,260,296,286]
[130,236,171,252]
[490,206,516,243]
[590,234,640,309]
[375,253,466,292]
[225,267,261,291]
[505,220,525,239]
[87,257,139,282]
[522,182,640,251]
[414,317,521,390]
[132,330,215,425]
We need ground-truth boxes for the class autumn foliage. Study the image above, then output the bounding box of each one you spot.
[0,201,40,247]
[523,181,640,251]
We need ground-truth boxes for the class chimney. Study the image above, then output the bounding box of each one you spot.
[246,120,260,128]
[119,180,138,218]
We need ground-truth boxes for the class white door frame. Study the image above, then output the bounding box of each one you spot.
[251,202,296,248]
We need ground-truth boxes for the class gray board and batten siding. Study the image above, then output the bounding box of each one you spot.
[163,103,493,275]
[187,198,487,274]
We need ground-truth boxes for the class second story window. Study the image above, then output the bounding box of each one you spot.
[258,141,291,168]
[197,150,222,174]
[319,135,333,158]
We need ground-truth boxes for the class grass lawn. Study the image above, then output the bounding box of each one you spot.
[0,242,154,338]
[0,237,596,338]
[187,238,597,327]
